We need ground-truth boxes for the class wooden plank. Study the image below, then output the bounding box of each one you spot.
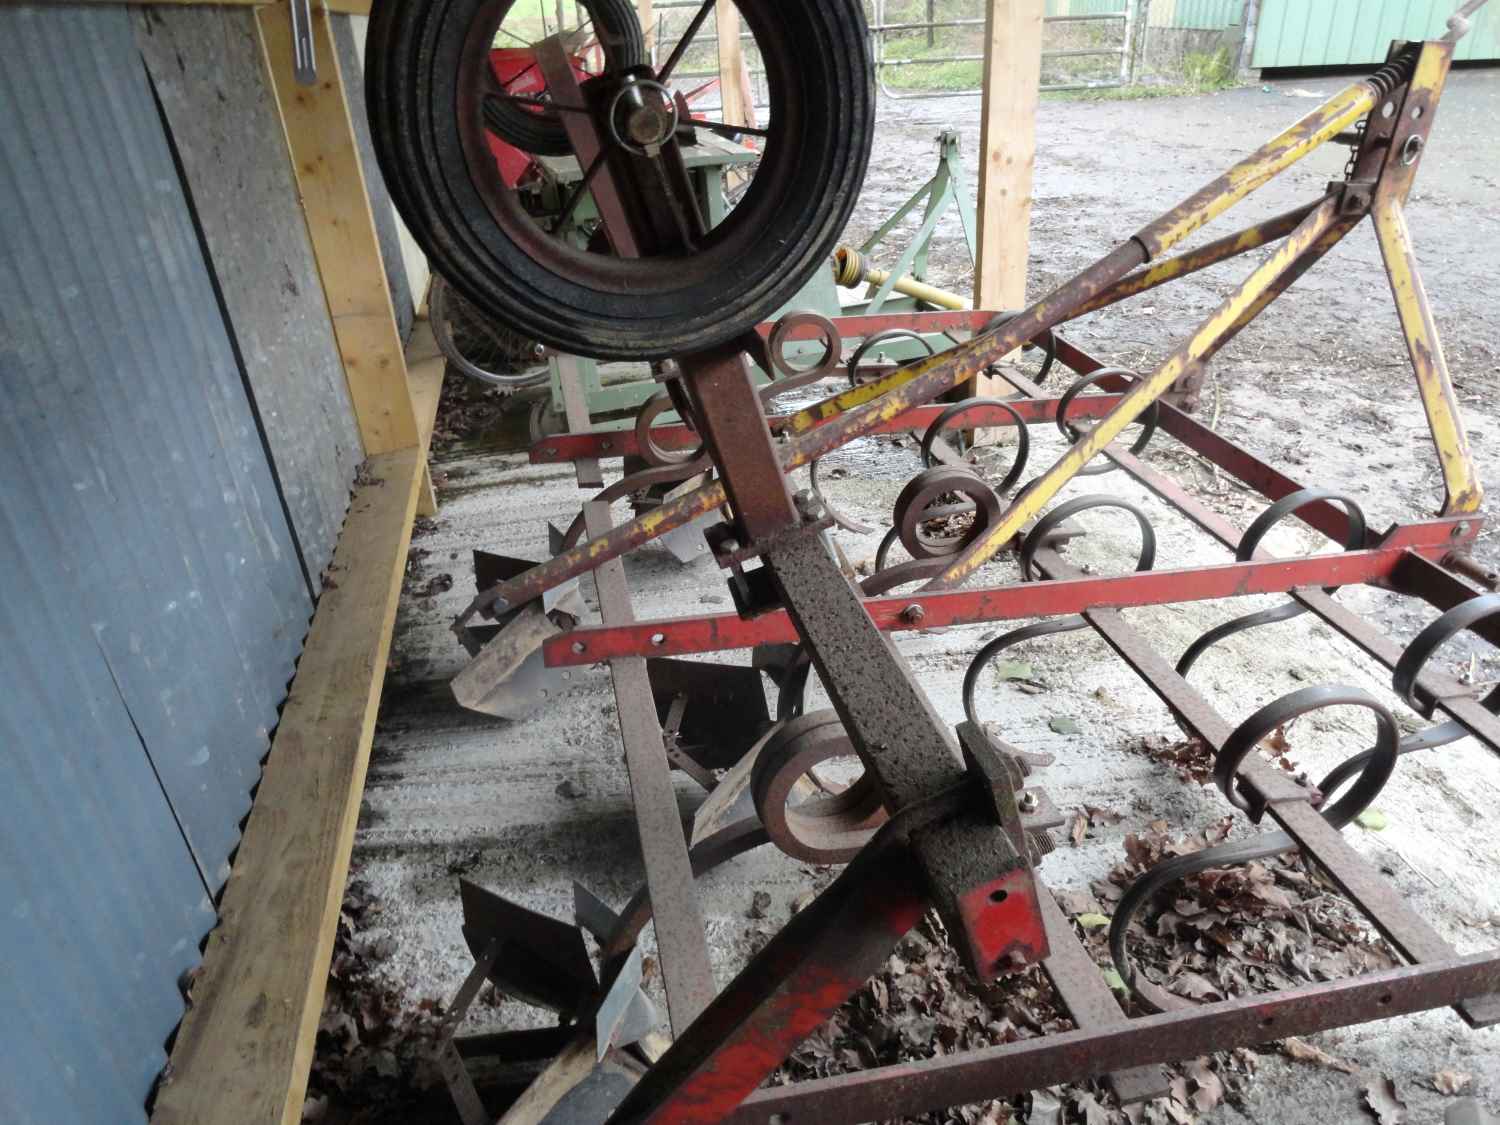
[257,0,420,455]
[970,0,1042,422]
[136,3,363,584]
[151,445,426,1125]
[405,318,445,516]
[636,0,654,56]
[714,1,748,129]
[973,0,1042,313]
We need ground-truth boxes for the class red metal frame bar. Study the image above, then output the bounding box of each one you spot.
[544,541,1450,667]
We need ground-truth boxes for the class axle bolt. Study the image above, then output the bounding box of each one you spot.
[901,603,926,625]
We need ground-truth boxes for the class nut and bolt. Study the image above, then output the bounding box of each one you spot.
[900,603,926,625]
[1026,828,1056,864]
[792,489,825,520]
[1018,790,1040,814]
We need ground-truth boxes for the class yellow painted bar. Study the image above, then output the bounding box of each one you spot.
[786,83,1375,440]
[927,198,1342,591]
[1066,200,1323,321]
[1132,82,1373,259]
[1373,198,1483,514]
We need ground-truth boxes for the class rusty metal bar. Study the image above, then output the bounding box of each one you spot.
[1035,889,1167,1104]
[925,198,1343,591]
[544,546,1436,667]
[1022,547,1500,1029]
[530,395,1114,464]
[465,69,1396,620]
[1065,199,1325,321]
[583,501,715,1032]
[722,949,1500,1125]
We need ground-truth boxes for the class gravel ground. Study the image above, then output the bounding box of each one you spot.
[346,70,1500,1125]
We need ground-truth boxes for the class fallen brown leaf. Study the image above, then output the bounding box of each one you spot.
[1280,1036,1360,1074]
[1362,1075,1408,1124]
[1434,1069,1473,1096]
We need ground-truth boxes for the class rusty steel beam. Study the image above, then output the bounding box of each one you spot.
[925,198,1345,592]
[1064,199,1325,321]
[583,501,716,1032]
[721,949,1500,1125]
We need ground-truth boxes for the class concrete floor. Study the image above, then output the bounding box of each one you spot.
[355,69,1500,1123]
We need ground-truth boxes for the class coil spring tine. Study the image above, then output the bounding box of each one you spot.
[1056,367,1160,477]
[1176,488,1367,677]
[1110,684,1402,1014]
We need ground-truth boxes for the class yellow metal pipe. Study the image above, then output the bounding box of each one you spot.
[927,197,1343,591]
[832,247,969,311]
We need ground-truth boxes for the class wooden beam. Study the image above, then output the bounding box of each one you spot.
[258,0,420,455]
[406,318,445,517]
[636,0,654,57]
[969,0,1042,424]
[150,324,441,1125]
[714,1,747,129]
[150,446,425,1125]
[973,0,1042,312]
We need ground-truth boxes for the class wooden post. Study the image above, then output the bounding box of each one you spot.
[715,1,747,128]
[637,0,654,58]
[257,0,423,460]
[973,0,1042,314]
[969,0,1042,415]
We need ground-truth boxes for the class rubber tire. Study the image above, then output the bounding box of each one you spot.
[366,0,874,361]
[481,0,645,157]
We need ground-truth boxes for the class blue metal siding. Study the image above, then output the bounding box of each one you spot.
[0,5,315,1120]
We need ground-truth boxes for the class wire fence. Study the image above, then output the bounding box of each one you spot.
[641,0,1145,111]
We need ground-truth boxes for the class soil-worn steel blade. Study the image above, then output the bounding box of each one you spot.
[451,603,569,719]
[595,946,659,1059]
[460,879,597,1016]
[573,881,622,946]
[647,657,772,769]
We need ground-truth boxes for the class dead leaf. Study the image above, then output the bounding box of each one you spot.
[1280,1037,1359,1074]
[1070,812,1089,847]
[1362,1075,1408,1124]
[1028,1088,1065,1125]
[1185,1057,1224,1113]
[1433,1069,1473,1095]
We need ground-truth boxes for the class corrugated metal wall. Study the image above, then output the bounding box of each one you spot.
[1148,0,1245,30]
[1253,0,1500,66]
[0,4,342,1121]
[1046,0,1129,16]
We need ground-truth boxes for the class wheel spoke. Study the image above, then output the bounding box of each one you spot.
[485,91,590,115]
[690,119,770,139]
[658,0,716,82]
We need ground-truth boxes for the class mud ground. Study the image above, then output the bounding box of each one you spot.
[351,71,1500,1124]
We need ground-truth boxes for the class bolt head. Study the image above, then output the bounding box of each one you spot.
[901,603,926,624]
[1018,791,1040,813]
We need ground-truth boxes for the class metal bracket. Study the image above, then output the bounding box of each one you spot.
[289,0,317,86]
